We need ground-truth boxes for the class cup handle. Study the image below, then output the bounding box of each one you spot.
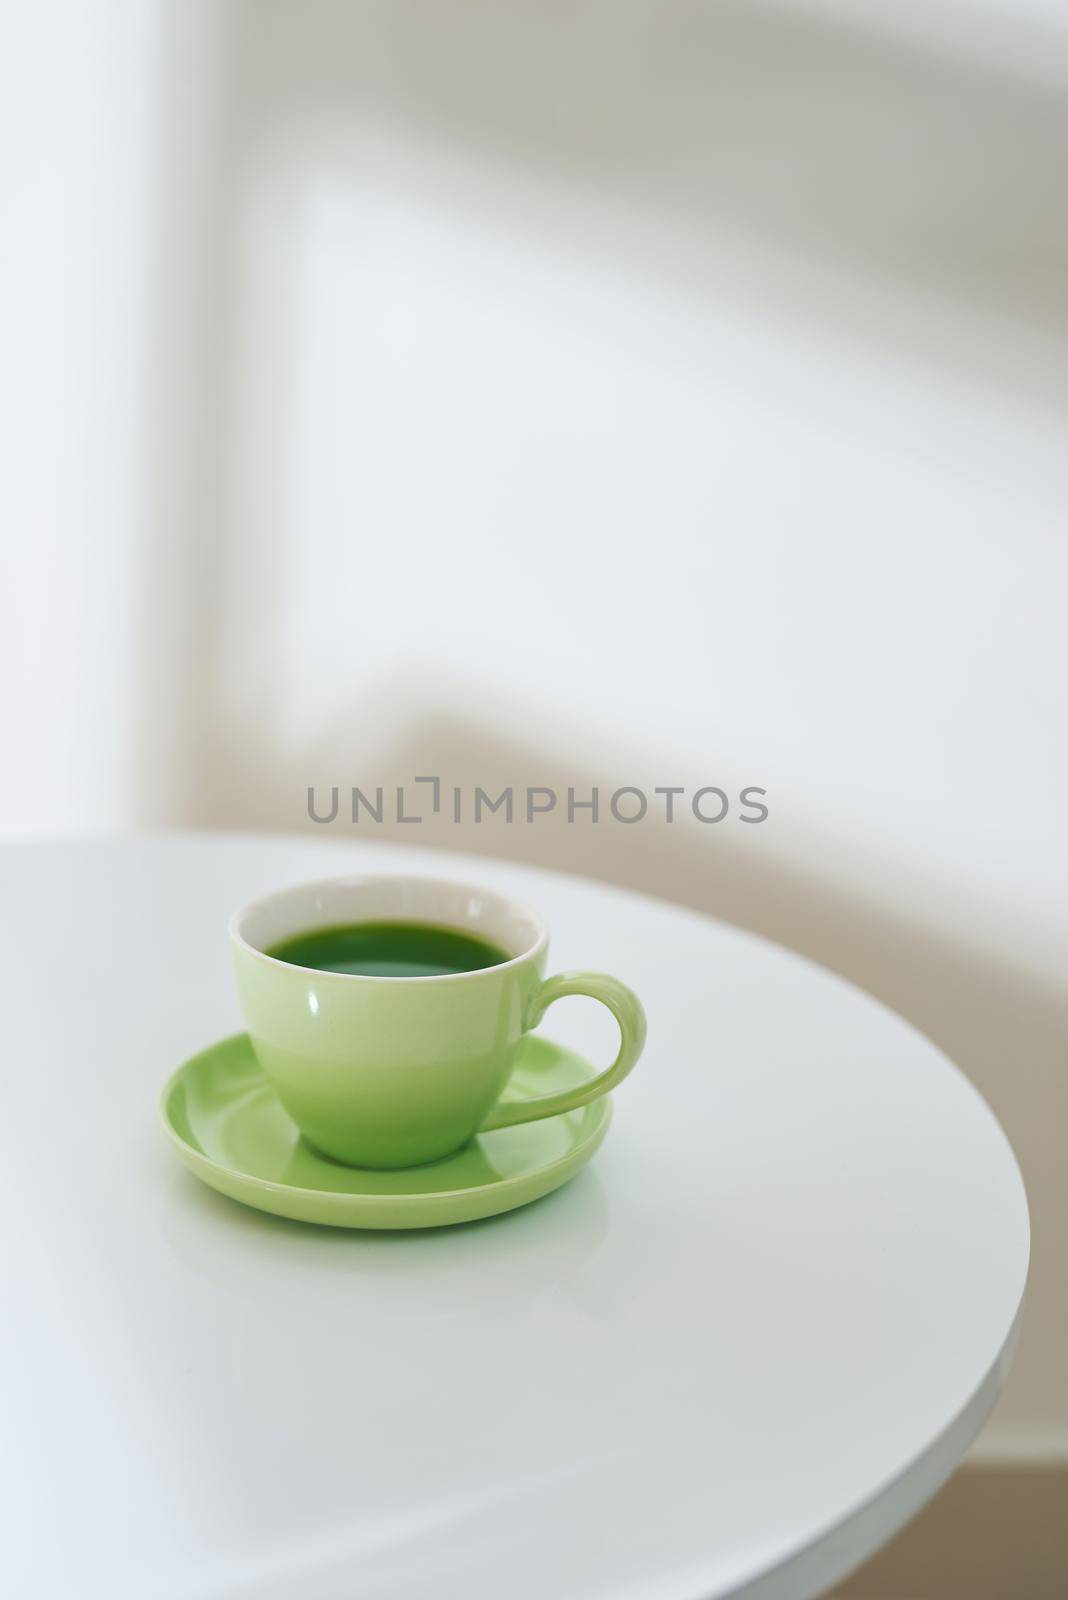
[478,972,646,1132]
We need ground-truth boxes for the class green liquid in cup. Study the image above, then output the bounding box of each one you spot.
[267,921,510,978]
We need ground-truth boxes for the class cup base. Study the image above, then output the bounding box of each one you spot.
[302,1132,473,1172]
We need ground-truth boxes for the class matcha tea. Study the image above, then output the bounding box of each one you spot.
[267,921,510,978]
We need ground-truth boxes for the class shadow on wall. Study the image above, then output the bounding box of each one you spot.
[135,0,1068,830]
[227,0,1068,405]
[190,693,1066,1464]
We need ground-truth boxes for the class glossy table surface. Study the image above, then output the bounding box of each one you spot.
[4,836,1029,1600]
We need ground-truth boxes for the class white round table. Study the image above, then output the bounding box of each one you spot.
[5,836,1028,1600]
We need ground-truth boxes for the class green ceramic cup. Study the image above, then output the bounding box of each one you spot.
[231,875,646,1169]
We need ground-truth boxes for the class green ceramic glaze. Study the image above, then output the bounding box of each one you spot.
[160,1032,612,1229]
[230,875,646,1168]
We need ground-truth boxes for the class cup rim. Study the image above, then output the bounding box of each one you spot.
[229,872,549,984]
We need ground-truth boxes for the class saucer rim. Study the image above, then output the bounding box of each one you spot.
[160,1030,612,1211]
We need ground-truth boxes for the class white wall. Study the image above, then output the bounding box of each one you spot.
[0,2,171,829]
[2,0,1066,1460]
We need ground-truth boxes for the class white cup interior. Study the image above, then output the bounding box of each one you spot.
[233,874,546,968]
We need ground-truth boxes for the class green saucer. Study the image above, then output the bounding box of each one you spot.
[161,1033,611,1229]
